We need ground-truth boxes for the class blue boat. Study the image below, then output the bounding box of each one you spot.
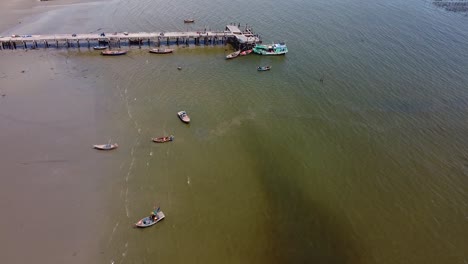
[257,66,271,71]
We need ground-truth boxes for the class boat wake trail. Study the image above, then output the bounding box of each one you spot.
[106,221,119,247]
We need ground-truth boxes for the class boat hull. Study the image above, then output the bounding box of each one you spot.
[149,48,174,54]
[177,111,190,123]
[152,136,174,143]
[135,211,165,228]
[226,51,240,59]
[253,43,288,56]
[257,66,271,71]
[240,49,253,56]
[101,50,127,56]
[93,144,118,150]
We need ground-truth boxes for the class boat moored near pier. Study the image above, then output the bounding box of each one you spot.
[149,48,174,54]
[253,43,288,55]
[101,50,127,56]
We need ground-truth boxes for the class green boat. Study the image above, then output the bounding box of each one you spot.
[252,43,288,55]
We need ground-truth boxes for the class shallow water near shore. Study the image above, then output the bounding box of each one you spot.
[1,0,468,263]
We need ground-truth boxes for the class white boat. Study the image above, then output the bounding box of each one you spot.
[226,50,240,59]
[149,48,174,54]
[135,209,165,228]
[93,143,118,150]
[177,111,190,123]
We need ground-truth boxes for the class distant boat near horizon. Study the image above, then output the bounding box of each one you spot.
[184,19,195,23]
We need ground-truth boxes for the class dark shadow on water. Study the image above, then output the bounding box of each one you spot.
[242,128,363,263]
[433,0,468,13]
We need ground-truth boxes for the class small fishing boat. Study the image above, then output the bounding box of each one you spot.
[177,111,190,123]
[93,46,107,50]
[257,66,271,71]
[253,43,288,55]
[93,143,118,150]
[101,50,127,56]
[240,49,253,56]
[226,50,240,59]
[184,19,195,23]
[149,48,174,54]
[152,135,174,143]
[135,208,165,228]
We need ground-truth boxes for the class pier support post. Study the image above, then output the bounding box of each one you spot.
[87,39,90,49]
[56,40,58,48]
[147,38,150,46]
[77,40,80,48]
[138,38,141,49]
[118,38,121,48]
[23,41,27,49]
[176,37,179,45]
[157,37,160,47]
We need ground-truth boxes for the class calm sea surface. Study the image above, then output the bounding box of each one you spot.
[1,0,468,263]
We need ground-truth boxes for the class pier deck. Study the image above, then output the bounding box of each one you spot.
[0,25,261,50]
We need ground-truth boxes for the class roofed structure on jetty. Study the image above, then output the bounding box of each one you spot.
[225,25,260,44]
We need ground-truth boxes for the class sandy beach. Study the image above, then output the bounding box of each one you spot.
[0,0,111,258]
[0,50,111,263]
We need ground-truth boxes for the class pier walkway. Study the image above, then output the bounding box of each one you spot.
[0,25,261,50]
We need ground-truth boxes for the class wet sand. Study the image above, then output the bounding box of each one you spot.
[0,0,104,34]
[0,51,109,263]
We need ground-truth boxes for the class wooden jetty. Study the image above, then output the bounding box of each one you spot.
[0,24,261,50]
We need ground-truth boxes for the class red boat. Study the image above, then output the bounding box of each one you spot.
[152,135,174,143]
[240,49,253,56]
